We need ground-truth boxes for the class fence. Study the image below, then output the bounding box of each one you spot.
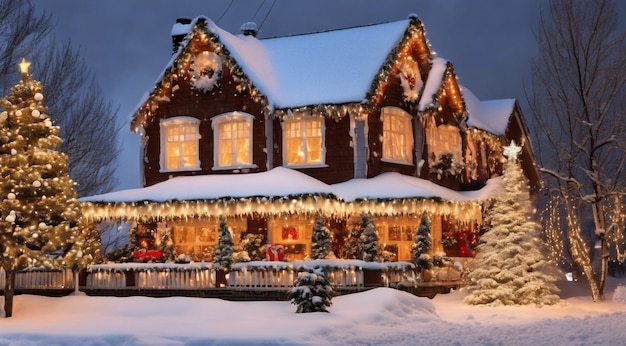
[1,260,456,297]
[0,268,74,290]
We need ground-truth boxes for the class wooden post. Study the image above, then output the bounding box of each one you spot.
[3,269,16,318]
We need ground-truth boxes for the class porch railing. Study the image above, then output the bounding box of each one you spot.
[0,268,74,290]
[2,260,460,295]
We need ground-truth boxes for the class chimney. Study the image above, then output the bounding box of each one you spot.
[240,22,258,37]
[172,18,192,54]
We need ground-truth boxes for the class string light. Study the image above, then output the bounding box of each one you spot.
[82,195,486,225]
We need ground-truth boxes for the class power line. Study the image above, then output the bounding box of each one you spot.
[251,0,266,22]
[258,0,276,32]
[216,0,235,25]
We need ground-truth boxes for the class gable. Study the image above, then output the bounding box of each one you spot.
[131,16,435,129]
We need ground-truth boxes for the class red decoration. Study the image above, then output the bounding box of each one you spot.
[267,245,285,261]
[282,226,298,240]
[133,249,164,262]
[456,230,475,257]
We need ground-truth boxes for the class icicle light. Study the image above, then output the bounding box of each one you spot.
[81,195,484,225]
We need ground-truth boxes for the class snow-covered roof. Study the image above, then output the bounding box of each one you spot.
[200,17,411,109]
[331,172,501,202]
[133,15,520,138]
[417,57,448,111]
[80,167,334,203]
[80,167,500,204]
[463,86,514,135]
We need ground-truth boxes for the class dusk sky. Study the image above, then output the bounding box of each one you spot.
[32,1,571,192]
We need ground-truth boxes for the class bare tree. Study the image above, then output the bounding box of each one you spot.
[0,0,120,197]
[527,0,626,301]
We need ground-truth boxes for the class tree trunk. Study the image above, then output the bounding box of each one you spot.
[563,194,602,301]
[592,200,608,301]
[3,269,15,318]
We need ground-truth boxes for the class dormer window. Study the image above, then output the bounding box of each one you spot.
[160,117,201,172]
[212,112,255,170]
[282,114,326,167]
[381,107,414,165]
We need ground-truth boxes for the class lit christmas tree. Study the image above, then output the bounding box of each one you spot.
[0,59,84,317]
[360,214,382,262]
[463,141,561,306]
[160,225,176,262]
[311,213,332,260]
[412,213,433,271]
[341,215,363,259]
[213,216,234,271]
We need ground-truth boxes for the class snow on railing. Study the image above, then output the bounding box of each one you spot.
[1,260,419,293]
[0,268,74,290]
[229,260,415,289]
[86,262,215,290]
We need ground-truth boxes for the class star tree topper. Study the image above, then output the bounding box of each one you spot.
[503,140,522,161]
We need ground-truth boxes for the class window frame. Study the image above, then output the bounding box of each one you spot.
[159,116,202,173]
[281,114,327,168]
[381,106,414,165]
[211,111,256,170]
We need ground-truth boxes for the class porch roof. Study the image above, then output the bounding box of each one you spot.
[81,167,500,204]
[80,168,498,222]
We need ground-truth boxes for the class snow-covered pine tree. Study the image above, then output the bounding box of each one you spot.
[463,141,561,306]
[160,225,176,262]
[288,267,334,313]
[360,214,382,262]
[214,216,235,271]
[341,215,363,259]
[0,60,84,317]
[412,213,433,271]
[311,213,332,260]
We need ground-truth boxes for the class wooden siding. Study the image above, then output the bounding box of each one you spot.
[142,63,267,187]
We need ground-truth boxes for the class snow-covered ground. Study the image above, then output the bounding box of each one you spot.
[2,277,626,346]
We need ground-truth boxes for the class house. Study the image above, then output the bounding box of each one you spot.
[81,14,539,265]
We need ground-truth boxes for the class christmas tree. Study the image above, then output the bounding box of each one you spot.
[360,214,382,262]
[288,267,333,313]
[412,213,433,271]
[160,225,176,262]
[341,215,363,259]
[463,141,561,306]
[311,213,332,260]
[0,59,84,317]
[213,216,235,271]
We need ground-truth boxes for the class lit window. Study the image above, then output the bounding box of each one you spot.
[160,117,201,172]
[382,107,414,165]
[212,112,254,169]
[282,115,325,166]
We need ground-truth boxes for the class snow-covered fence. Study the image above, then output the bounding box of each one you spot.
[80,260,416,293]
[0,268,74,290]
[229,260,415,289]
[85,263,215,290]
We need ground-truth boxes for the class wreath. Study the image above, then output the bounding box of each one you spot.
[282,226,298,240]
[190,51,222,92]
